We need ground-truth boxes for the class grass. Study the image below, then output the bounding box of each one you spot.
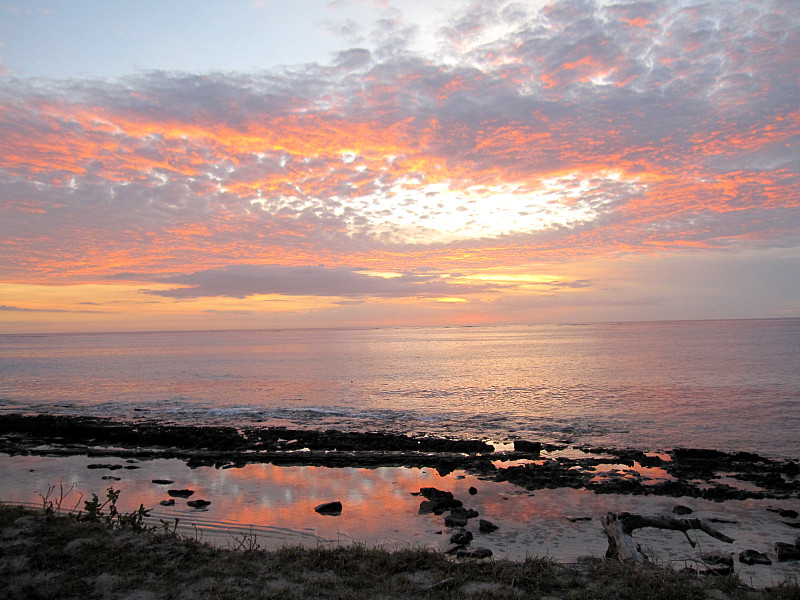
[1,502,798,599]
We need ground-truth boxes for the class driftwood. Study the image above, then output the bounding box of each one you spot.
[601,512,735,564]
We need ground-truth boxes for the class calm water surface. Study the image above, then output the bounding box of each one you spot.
[1,319,799,457]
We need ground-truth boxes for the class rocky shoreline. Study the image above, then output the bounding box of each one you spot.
[3,412,800,591]
[2,413,799,503]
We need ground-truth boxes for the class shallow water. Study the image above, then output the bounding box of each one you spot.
[1,319,799,457]
[2,453,799,588]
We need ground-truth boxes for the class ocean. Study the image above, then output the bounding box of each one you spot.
[2,318,799,458]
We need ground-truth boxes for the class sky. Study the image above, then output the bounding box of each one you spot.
[1,0,798,333]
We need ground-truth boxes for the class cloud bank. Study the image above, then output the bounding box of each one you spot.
[0,0,798,323]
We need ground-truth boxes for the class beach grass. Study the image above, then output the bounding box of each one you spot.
[1,502,798,599]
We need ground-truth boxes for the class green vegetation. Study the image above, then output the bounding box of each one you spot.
[0,497,798,599]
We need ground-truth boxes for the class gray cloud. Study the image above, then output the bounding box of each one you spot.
[146,265,505,299]
[0,305,98,313]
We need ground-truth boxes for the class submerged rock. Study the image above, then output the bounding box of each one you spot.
[160,499,175,506]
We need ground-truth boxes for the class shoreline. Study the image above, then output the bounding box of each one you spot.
[2,412,800,589]
[2,413,800,502]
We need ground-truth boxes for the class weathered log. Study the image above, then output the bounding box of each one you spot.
[600,512,734,564]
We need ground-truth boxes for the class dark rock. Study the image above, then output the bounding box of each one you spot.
[160,499,175,506]
[673,448,729,462]
[434,499,463,514]
[436,459,461,477]
[647,480,695,497]
[152,479,174,485]
[167,489,195,498]
[445,512,468,528]
[702,484,755,502]
[187,499,211,509]
[775,542,800,561]
[702,552,733,567]
[590,477,646,495]
[784,461,800,477]
[468,486,478,495]
[445,507,479,528]
[445,544,467,555]
[479,519,499,533]
[314,501,342,516]
[497,461,589,491]
[419,487,453,501]
[450,529,473,545]
[87,463,123,470]
[419,498,463,515]
[731,451,772,463]
[702,552,734,575]
[418,488,462,513]
[739,550,772,565]
[566,516,592,523]
[101,475,121,481]
[781,521,800,529]
[418,501,436,515]
[672,505,693,515]
[255,429,494,454]
[779,509,799,519]
[513,440,542,454]
[456,547,492,559]
[123,465,140,470]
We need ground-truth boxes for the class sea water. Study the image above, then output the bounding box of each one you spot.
[2,318,799,458]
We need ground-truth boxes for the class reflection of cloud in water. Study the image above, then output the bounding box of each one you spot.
[2,454,799,588]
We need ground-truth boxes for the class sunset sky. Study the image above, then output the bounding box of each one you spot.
[1,0,798,333]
